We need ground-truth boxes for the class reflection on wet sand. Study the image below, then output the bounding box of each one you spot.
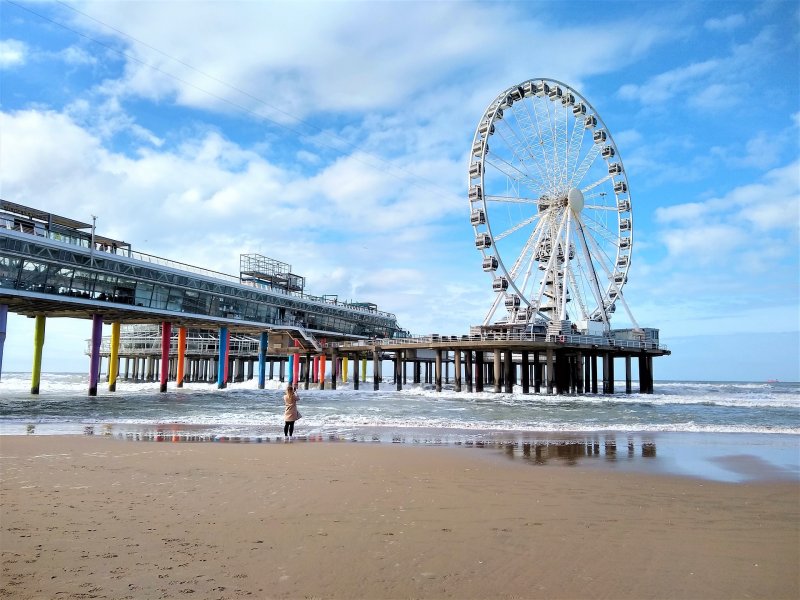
[47,422,660,470]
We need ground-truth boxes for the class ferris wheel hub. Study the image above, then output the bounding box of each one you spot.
[567,187,585,213]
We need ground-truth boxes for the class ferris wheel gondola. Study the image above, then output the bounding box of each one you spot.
[468,78,633,331]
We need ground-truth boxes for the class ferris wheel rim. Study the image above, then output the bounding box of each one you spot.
[468,77,633,326]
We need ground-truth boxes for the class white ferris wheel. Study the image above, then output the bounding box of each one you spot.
[469,78,639,332]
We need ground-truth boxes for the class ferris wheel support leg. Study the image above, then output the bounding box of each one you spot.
[546,348,554,395]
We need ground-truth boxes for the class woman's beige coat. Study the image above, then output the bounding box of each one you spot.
[283,391,300,422]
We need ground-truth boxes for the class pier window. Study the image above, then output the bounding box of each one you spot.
[0,256,22,289]
[135,282,154,307]
[114,278,136,305]
[151,285,170,310]
[71,269,95,298]
[46,267,72,295]
[94,273,118,301]
[166,288,184,312]
[182,290,206,313]
[19,260,50,292]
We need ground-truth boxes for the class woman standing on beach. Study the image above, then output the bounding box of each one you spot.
[283,385,300,439]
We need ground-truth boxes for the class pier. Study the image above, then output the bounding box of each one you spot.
[1,200,669,395]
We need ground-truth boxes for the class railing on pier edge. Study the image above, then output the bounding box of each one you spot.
[328,332,669,352]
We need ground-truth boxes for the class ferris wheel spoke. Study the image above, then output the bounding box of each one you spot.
[558,211,573,319]
[501,108,555,192]
[581,173,612,193]
[525,96,553,188]
[493,127,550,190]
[484,194,541,204]
[532,209,569,315]
[493,214,540,242]
[573,217,611,325]
[569,143,602,188]
[484,156,541,192]
[582,204,617,211]
[567,262,590,322]
[581,215,619,247]
[566,111,586,187]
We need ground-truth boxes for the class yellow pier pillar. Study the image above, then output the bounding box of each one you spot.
[109,322,120,392]
[31,315,46,394]
[342,356,349,383]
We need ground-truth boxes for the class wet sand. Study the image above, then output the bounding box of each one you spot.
[1,436,798,599]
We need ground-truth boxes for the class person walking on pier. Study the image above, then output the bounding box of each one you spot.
[283,385,301,440]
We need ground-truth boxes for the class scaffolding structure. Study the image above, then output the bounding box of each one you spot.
[239,253,305,293]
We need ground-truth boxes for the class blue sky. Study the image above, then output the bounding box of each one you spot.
[1,0,798,381]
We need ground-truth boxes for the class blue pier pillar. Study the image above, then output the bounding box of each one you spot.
[0,304,7,382]
[287,352,294,386]
[89,314,103,396]
[258,331,268,389]
[217,326,228,389]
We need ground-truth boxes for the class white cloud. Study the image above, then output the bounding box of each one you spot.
[704,14,746,32]
[60,45,97,67]
[65,1,668,121]
[617,59,720,105]
[0,39,27,68]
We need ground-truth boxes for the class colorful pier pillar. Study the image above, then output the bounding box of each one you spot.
[342,356,349,383]
[293,339,300,387]
[223,332,231,384]
[493,349,502,394]
[217,326,228,389]
[287,352,294,385]
[258,331,268,389]
[330,349,338,390]
[0,304,7,381]
[108,321,120,392]
[361,357,367,383]
[160,322,171,393]
[372,349,380,391]
[176,326,187,388]
[88,314,102,396]
[319,354,326,390]
[31,314,46,394]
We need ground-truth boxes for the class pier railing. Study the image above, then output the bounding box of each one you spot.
[329,332,668,352]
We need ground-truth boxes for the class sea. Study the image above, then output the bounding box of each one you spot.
[1,373,798,483]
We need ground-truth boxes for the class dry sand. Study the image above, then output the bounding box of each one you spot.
[1,435,797,599]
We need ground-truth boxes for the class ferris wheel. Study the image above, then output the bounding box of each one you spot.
[469,78,636,331]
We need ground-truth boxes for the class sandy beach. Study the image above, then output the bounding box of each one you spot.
[1,436,797,599]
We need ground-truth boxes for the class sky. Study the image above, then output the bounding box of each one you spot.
[0,0,798,381]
